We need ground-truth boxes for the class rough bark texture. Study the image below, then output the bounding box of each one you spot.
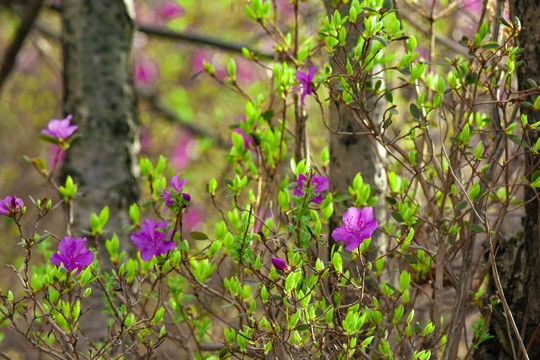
[62,0,139,246]
[477,2,540,358]
[61,0,139,342]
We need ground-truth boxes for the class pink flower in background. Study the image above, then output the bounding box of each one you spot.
[171,132,196,170]
[41,115,77,141]
[48,144,66,169]
[191,48,227,79]
[234,56,259,84]
[463,0,483,15]
[276,0,295,16]
[294,173,329,205]
[332,207,378,252]
[131,219,175,261]
[50,237,94,276]
[134,58,160,88]
[271,258,289,272]
[183,206,205,232]
[0,196,24,217]
[140,126,150,153]
[416,46,430,62]
[253,208,272,233]
[292,67,316,106]
[156,1,185,20]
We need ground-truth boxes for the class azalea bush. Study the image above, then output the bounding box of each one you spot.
[0,0,536,359]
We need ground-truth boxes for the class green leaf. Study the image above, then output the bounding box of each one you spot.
[409,103,421,120]
[456,201,467,211]
[469,183,481,200]
[470,224,484,232]
[399,270,411,292]
[99,206,109,227]
[392,212,404,223]
[375,36,389,46]
[293,324,310,331]
[190,231,208,240]
[332,252,343,274]
[382,0,392,11]
[474,141,483,159]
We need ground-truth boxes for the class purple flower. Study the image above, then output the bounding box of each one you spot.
[133,58,160,88]
[41,115,78,140]
[160,174,190,213]
[50,237,94,276]
[294,173,329,205]
[332,207,378,252]
[0,196,24,216]
[271,258,289,272]
[156,1,185,20]
[293,66,316,106]
[131,219,175,261]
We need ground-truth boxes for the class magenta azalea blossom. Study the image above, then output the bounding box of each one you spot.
[160,173,190,212]
[131,219,175,261]
[293,66,316,106]
[50,237,94,276]
[294,173,329,205]
[0,196,24,216]
[156,1,185,20]
[271,257,289,272]
[332,207,378,252]
[41,115,78,140]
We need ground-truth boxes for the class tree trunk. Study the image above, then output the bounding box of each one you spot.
[324,3,388,258]
[61,0,139,343]
[62,0,139,250]
[477,1,540,358]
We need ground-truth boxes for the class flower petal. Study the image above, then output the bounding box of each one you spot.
[296,70,309,82]
[58,236,75,254]
[331,226,354,243]
[308,66,316,81]
[342,207,362,226]
[314,175,329,192]
[359,207,374,223]
[75,250,94,267]
[50,253,64,267]
[359,219,378,240]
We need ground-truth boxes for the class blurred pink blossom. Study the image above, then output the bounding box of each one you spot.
[171,131,196,170]
[234,55,259,84]
[155,1,185,21]
[140,126,150,153]
[191,48,227,79]
[462,0,483,15]
[133,58,160,88]
[183,206,205,232]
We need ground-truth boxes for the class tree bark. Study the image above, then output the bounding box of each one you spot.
[477,1,540,358]
[324,3,388,258]
[61,0,139,343]
[62,0,139,248]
